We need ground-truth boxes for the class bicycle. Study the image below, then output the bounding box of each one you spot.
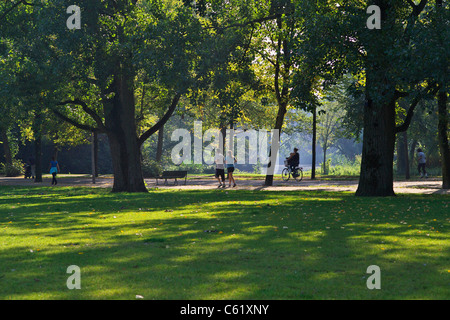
[281,160,303,182]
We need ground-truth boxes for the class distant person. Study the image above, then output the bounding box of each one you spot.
[225,150,237,188]
[24,161,32,179]
[29,156,36,179]
[215,151,225,188]
[417,148,427,178]
[49,156,60,185]
[286,147,300,177]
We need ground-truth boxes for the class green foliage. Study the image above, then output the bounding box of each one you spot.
[0,159,24,177]
[327,155,362,176]
[1,0,448,188]
[320,158,332,175]
[141,159,163,178]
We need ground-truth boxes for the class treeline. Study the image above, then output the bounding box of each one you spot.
[0,0,448,195]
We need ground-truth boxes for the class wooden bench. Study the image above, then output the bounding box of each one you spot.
[156,171,188,186]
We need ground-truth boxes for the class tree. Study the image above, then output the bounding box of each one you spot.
[316,102,344,174]
[0,0,37,22]
[19,0,249,192]
[286,76,356,176]
[234,0,304,186]
[437,90,449,188]
[300,0,447,196]
[435,0,449,189]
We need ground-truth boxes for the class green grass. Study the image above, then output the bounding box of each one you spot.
[0,185,448,300]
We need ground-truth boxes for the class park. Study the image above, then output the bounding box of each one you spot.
[0,0,449,302]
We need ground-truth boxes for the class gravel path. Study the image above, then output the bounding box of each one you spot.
[1,175,448,194]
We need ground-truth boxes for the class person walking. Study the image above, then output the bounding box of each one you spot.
[49,156,60,185]
[215,151,226,188]
[417,148,427,178]
[225,150,237,188]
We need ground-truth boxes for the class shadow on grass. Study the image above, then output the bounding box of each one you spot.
[0,185,448,299]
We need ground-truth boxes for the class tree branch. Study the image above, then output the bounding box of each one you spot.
[52,109,100,133]
[57,99,107,132]
[395,83,440,133]
[394,90,410,99]
[137,93,181,147]
[205,13,285,32]
[0,0,38,20]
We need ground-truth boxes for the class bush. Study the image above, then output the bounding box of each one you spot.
[328,155,361,176]
[1,159,25,177]
[141,159,163,178]
[321,159,332,175]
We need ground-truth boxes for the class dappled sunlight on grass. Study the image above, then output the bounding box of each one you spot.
[0,185,448,299]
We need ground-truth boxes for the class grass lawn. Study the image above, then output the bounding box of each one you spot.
[0,185,448,300]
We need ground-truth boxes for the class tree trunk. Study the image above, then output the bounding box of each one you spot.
[403,131,410,180]
[355,0,399,196]
[264,15,291,186]
[156,124,164,162]
[356,98,396,196]
[323,146,327,175]
[437,90,449,189]
[94,131,99,177]
[53,148,58,162]
[91,131,97,184]
[104,70,147,193]
[436,0,449,189]
[264,103,287,186]
[34,135,42,183]
[34,111,43,183]
[409,139,418,174]
[33,110,42,182]
[0,127,12,165]
[220,126,227,153]
[311,105,317,180]
[396,132,406,176]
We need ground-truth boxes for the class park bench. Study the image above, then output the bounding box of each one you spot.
[156,170,188,186]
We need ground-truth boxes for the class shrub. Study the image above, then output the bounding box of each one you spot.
[321,159,332,175]
[141,159,163,178]
[1,159,25,177]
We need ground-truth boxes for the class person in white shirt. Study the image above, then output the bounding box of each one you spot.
[417,148,427,178]
[215,151,225,188]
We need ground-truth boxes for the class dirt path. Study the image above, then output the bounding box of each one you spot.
[1,175,448,194]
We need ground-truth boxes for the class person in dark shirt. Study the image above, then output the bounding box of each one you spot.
[286,148,300,177]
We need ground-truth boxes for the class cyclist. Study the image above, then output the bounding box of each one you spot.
[286,148,300,177]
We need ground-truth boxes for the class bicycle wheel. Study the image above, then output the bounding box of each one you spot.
[294,168,303,182]
[281,168,290,181]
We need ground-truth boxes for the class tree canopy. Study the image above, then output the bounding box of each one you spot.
[1,0,448,194]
